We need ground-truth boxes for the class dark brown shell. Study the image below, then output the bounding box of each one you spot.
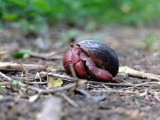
[78,40,119,77]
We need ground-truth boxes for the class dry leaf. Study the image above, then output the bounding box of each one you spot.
[47,75,63,88]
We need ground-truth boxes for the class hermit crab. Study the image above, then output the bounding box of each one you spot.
[63,40,119,83]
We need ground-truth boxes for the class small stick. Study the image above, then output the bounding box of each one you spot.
[120,82,160,90]
[39,83,77,94]
[21,64,30,90]
[38,80,87,94]
[69,64,78,79]
[40,72,76,82]
[0,72,12,81]
[45,51,63,60]
[57,93,78,107]
[0,62,46,72]
[119,66,160,81]
[29,82,47,85]
[91,89,137,94]
[69,64,79,91]
[30,52,55,59]
[87,81,152,87]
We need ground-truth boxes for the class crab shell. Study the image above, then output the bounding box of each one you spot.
[78,40,119,77]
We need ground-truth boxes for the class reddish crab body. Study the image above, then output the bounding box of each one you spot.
[63,40,119,83]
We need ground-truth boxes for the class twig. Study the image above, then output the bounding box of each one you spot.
[119,66,160,81]
[0,62,46,72]
[91,89,137,94]
[21,64,30,90]
[75,89,107,103]
[69,64,79,92]
[45,51,63,60]
[120,82,160,90]
[69,64,78,79]
[75,89,92,98]
[39,83,77,94]
[12,76,29,81]
[30,51,62,59]
[30,52,55,59]
[87,81,153,87]
[57,93,78,107]
[38,79,87,94]
[40,72,76,82]
[40,72,87,85]
[29,82,47,85]
[0,72,12,81]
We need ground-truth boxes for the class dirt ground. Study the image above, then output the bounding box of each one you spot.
[0,26,160,120]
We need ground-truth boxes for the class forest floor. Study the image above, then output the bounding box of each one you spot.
[0,26,160,120]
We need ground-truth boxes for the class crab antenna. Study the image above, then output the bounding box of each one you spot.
[46,52,64,60]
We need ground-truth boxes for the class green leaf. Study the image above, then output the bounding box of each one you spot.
[31,0,50,12]
[2,13,17,20]
[12,49,32,58]
[9,0,27,6]
[12,80,18,86]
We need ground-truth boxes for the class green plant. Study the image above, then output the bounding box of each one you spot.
[0,0,160,31]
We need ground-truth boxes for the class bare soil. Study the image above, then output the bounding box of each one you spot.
[0,26,160,120]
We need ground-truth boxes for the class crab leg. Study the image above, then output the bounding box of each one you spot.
[86,58,119,83]
[63,45,89,79]
[63,50,73,75]
[71,47,89,79]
